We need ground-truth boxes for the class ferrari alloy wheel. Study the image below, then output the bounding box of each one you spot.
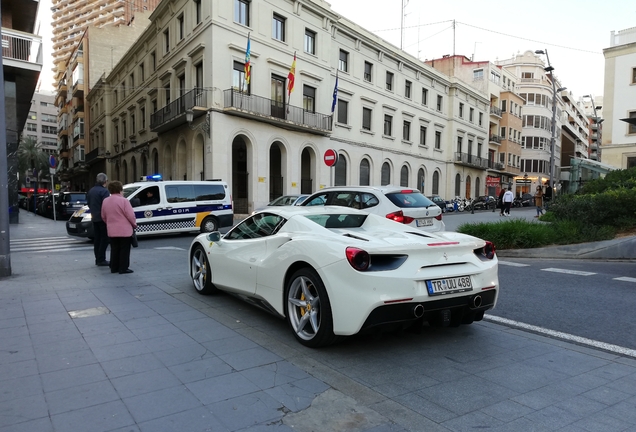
[286,268,337,348]
[191,245,217,295]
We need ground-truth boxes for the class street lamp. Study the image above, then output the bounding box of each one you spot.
[535,50,565,194]
[186,109,210,137]
[582,95,603,161]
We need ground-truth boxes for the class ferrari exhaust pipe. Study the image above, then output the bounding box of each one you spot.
[472,295,482,308]
[413,304,424,318]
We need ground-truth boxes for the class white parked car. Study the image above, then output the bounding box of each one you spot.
[300,186,445,232]
[252,194,309,214]
[189,206,498,347]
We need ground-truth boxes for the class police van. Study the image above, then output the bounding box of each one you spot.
[66,176,233,238]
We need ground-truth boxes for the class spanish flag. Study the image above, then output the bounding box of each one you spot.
[244,33,251,89]
[287,52,296,98]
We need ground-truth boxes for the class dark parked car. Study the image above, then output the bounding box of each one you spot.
[513,193,534,207]
[427,195,447,213]
[56,192,88,219]
[472,195,497,211]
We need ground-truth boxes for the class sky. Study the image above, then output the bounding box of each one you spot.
[328,0,636,102]
[37,0,635,102]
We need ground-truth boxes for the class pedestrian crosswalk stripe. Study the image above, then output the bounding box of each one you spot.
[614,277,636,283]
[541,268,596,276]
[498,261,530,267]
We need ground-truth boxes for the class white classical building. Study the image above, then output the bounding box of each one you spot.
[602,27,636,169]
[88,0,492,214]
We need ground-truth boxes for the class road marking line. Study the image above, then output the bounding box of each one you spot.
[10,237,80,243]
[484,315,636,359]
[498,261,530,267]
[614,277,636,283]
[154,246,186,251]
[541,268,596,276]
[14,246,94,253]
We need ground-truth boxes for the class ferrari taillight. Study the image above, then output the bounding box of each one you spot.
[346,247,370,271]
[386,210,414,224]
[474,241,496,260]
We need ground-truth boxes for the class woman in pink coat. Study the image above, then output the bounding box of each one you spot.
[101,181,137,274]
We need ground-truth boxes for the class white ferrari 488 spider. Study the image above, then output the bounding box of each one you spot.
[189,206,498,347]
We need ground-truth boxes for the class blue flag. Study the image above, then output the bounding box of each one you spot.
[331,72,338,113]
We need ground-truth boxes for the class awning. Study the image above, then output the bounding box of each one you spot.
[620,117,636,125]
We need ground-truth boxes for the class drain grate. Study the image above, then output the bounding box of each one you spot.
[68,307,111,319]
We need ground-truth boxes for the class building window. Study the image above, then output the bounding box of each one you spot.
[235,0,249,26]
[164,28,170,53]
[364,61,372,82]
[114,125,119,142]
[150,52,156,71]
[130,113,136,134]
[432,171,440,194]
[304,29,316,55]
[339,50,348,72]
[272,13,286,41]
[629,111,636,134]
[114,90,118,105]
[632,67,636,84]
[139,63,144,82]
[435,131,441,149]
[381,162,391,186]
[457,136,463,154]
[178,14,184,40]
[419,126,427,146]
[152,100,157,114]
[195,63,204,89]
[334,155,347,186]
[337,99,348,124]
[140,106,146,129]
[405,80,411,99]
[383,114,392,136]
[501,100,507,112]
[469,108,474,122]
[473,69,484,80]
[436,95,443,111]
[400,166,409,187]
[194,0,201,25]
[479,112,483,126]
[232,61,249,93]
[26,123,37,132]
[362,107,372,131]
[422,88,428,105]
[164,83,171,105]
[41,125,56,134]
[359,159,370,186]
[385,72,393,91]
[403,121,411,141]
[459,103,464,118]
[303,85,315,112]
[129,73,134,92]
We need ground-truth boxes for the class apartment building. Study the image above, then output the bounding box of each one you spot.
[88,0,492,214]
[580,95,603,161]
[425,55,524,197]
[2,0,43,223]
[602,27,636,169]
[51,0,161,88]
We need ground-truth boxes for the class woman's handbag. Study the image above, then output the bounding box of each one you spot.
[131,230,138,248]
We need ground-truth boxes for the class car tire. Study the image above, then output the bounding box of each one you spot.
[285,267,337,348]
[200,216,218,233]
[191,245,218,295]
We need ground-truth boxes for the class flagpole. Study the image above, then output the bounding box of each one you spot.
[241,33,251,110]
[287,51,296,117]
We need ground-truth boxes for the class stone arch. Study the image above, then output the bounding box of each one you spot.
[300,146,316,194]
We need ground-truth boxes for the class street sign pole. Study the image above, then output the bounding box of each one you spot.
[49,156,57,221]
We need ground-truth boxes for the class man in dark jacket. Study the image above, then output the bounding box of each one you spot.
[87,173,110,266]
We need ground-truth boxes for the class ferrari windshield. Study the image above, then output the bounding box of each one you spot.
[304,213,367,229]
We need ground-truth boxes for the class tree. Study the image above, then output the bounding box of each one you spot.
[16,136,49,184]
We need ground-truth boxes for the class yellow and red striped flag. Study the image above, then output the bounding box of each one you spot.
[287,52,296,98]
[244,33,251,89]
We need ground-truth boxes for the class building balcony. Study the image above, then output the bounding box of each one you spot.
[486,159,505,171]
[489,134,502,144]
[590,143,598,151]
[489,106,502,117]
[222,89,333,135]
[85,147,106,165]
[72,79,84,99]
[454,152,489,170]
[150,88,208,133]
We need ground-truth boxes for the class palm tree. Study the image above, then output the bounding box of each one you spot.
[17,136,49,184]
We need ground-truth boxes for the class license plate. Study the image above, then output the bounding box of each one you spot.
[426,276,472,296]
[68,223,76,228]
[416,218,433,227]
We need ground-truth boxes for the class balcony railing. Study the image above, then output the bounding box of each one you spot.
[489,134,501,144]
[454,152,489,170]
[490,106,502,117]
[1,28,42,65]
[223,89,333,133]
[85,147,106,164]
[150,88,207,131]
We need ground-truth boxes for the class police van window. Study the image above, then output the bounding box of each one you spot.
[194,184,226,201]
[166,185,196,203]
[123,186,141,198]
[143,186,160,205]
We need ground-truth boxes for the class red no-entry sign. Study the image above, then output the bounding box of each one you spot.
[324,149,338,167]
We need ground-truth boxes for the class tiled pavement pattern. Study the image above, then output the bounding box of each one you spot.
[2,213,636,432]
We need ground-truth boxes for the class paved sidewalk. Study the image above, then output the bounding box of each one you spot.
[2,212,636,432]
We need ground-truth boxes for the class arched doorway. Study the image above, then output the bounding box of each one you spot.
[400,165,409,187]
[142,154,148,177]
[122,160,128,184]
[381,162,391,186]
[269,142,283,201]
[455,173,461,197]
[131,156,137,182]
[152,150,159,175]
[475,177,481,198]
[432,171,440,195]
[334,153,347,186]
[193,133,205,180]
[164,145,173,180]
[465,175,472,198]
[115,161,120,180]
[360,159,370,186]
[417,168,425,193]
[232,135,249,214]
[300,147,315,194]
[177,140,187,180]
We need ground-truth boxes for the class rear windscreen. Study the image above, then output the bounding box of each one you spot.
[305,214,367,229]
[69,194,86,201]
[385,192,434,208]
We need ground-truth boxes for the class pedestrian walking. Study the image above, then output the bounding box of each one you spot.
[534,185,544,217]
[498,188,506,216]
[101,181,137,274]
[87,173,110,266]
[502,187,514,216]
[544,182,552,210]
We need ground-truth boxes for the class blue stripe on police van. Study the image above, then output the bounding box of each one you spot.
[134,204,229,219]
